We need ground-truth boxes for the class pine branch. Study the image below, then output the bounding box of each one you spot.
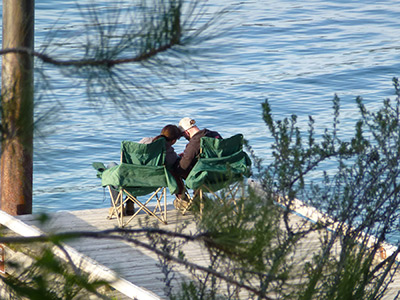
[0,44,179,68]
[0,227,272,299]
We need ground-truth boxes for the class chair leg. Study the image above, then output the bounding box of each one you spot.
[123,188,168,225]
[190,182,244,217]
[107,186,124,220]
[151,188,168,224]
[181,189,203,215]
[180,192,193,215]
[109,190,125,227]
[107,187,169,227]
[107,187,136,227]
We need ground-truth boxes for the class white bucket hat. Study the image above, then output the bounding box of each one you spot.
[179,117,196,132]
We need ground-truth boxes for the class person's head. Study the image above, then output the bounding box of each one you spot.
[179,117,199,140]
[157,124,181,145]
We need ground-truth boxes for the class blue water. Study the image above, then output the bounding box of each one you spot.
[1,0,400,213]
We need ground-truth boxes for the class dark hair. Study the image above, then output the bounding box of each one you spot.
[154,124,181,142]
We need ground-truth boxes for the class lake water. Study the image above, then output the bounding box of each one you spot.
[1,0,400,214]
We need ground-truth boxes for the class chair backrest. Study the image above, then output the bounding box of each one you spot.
[185,133,251,191]
[120,138,166,166]
[200,134,244,158]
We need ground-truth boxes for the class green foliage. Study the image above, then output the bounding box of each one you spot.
[258,78,400,300]
[1,245,111,299]
[2,1,400,295]
[5,76,400,300]
[1,0,228,298]
[164,187,293,299]
[161,78,400,300]
[4,78,400,299]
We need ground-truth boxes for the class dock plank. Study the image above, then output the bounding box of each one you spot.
[8,206,199,299]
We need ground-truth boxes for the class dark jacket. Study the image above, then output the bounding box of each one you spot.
[178,129,222,178]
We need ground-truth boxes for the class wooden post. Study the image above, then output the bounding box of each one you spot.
[1,0,35,215]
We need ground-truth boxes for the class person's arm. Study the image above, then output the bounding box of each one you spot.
[179,141,198,171]
[138,137,153,144]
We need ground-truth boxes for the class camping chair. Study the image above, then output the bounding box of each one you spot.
[93,138,178,227]
[182,134,252,215]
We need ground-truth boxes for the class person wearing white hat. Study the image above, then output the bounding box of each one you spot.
[178,117,222,176]
[174,117,222,210]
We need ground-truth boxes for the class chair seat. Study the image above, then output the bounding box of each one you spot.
[101,163,177,196]
[180,134,252,215]
[185,150,251,192]
[93,138,177,227]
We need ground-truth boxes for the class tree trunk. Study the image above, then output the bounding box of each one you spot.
[1,0,34,215]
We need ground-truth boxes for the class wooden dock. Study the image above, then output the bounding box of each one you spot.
[1,201,400,299]
[1,205,209,299]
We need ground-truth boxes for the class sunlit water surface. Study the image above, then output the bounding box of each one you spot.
[1,0,400,241]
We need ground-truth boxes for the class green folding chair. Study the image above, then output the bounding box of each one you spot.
[182,134,252,214]
[93,138,178,227]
